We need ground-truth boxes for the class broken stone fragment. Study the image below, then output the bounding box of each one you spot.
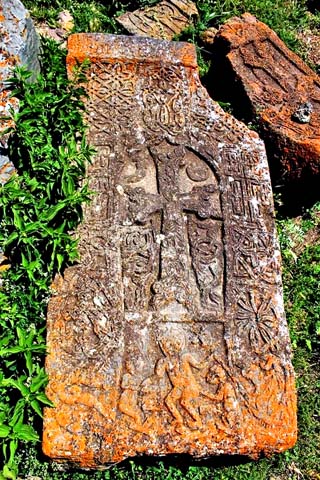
[210,13,320,198]
[117,0,198,40]
[57,10,74,32]
[200,27,218,46]
[35,26,67,44]
[0,0,40,79]
[43,33,297,467]
[36,9,74,46]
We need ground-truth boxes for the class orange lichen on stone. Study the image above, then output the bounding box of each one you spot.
[43,33,297,467]
[211,13,320,183]
[66,33,198,73]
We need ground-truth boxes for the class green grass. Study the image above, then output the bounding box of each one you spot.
[180,0,317,75]
[277,206,320,480]
[0,0,319,478]
[22,0,159,33]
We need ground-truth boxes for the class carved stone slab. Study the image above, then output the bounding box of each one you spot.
[212,13,320,184]
[43,34,297,467]
[117,0,198,40]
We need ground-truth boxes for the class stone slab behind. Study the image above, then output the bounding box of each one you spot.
[211,13,320,185]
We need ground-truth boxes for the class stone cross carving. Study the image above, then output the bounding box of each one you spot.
[43,34,297,467]
[121,143,223,320]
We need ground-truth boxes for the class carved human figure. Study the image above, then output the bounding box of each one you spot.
[259,352,285,390]
[205,363,237,434]
[258,351,287,408]
[138,371,168,434]
[118,359,144,427]
[156,332,205,432]
[236,350,286,426]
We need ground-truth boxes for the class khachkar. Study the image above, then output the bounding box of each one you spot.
[43,34,297,467]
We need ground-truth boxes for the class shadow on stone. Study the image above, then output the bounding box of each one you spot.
[42,452,254,476]
[124,452,253,469]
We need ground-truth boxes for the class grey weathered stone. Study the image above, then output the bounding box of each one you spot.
[0,0,40,78]
[0,0,40,184]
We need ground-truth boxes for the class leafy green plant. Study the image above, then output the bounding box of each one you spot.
[0,38,93,478]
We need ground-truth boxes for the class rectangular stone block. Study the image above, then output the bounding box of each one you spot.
[43,34,297,467]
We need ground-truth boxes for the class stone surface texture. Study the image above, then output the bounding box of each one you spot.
[117,0,198,40]
[0,0,40,183]
[43,33,297,467]
[211,13,320,183]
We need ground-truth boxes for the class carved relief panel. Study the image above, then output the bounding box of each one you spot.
[43,34,297,467]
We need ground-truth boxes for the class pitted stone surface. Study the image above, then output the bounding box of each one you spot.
[43,34,297,467]
[117,0,198,40]
[211,13,320,183]
[0,0,40,183]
